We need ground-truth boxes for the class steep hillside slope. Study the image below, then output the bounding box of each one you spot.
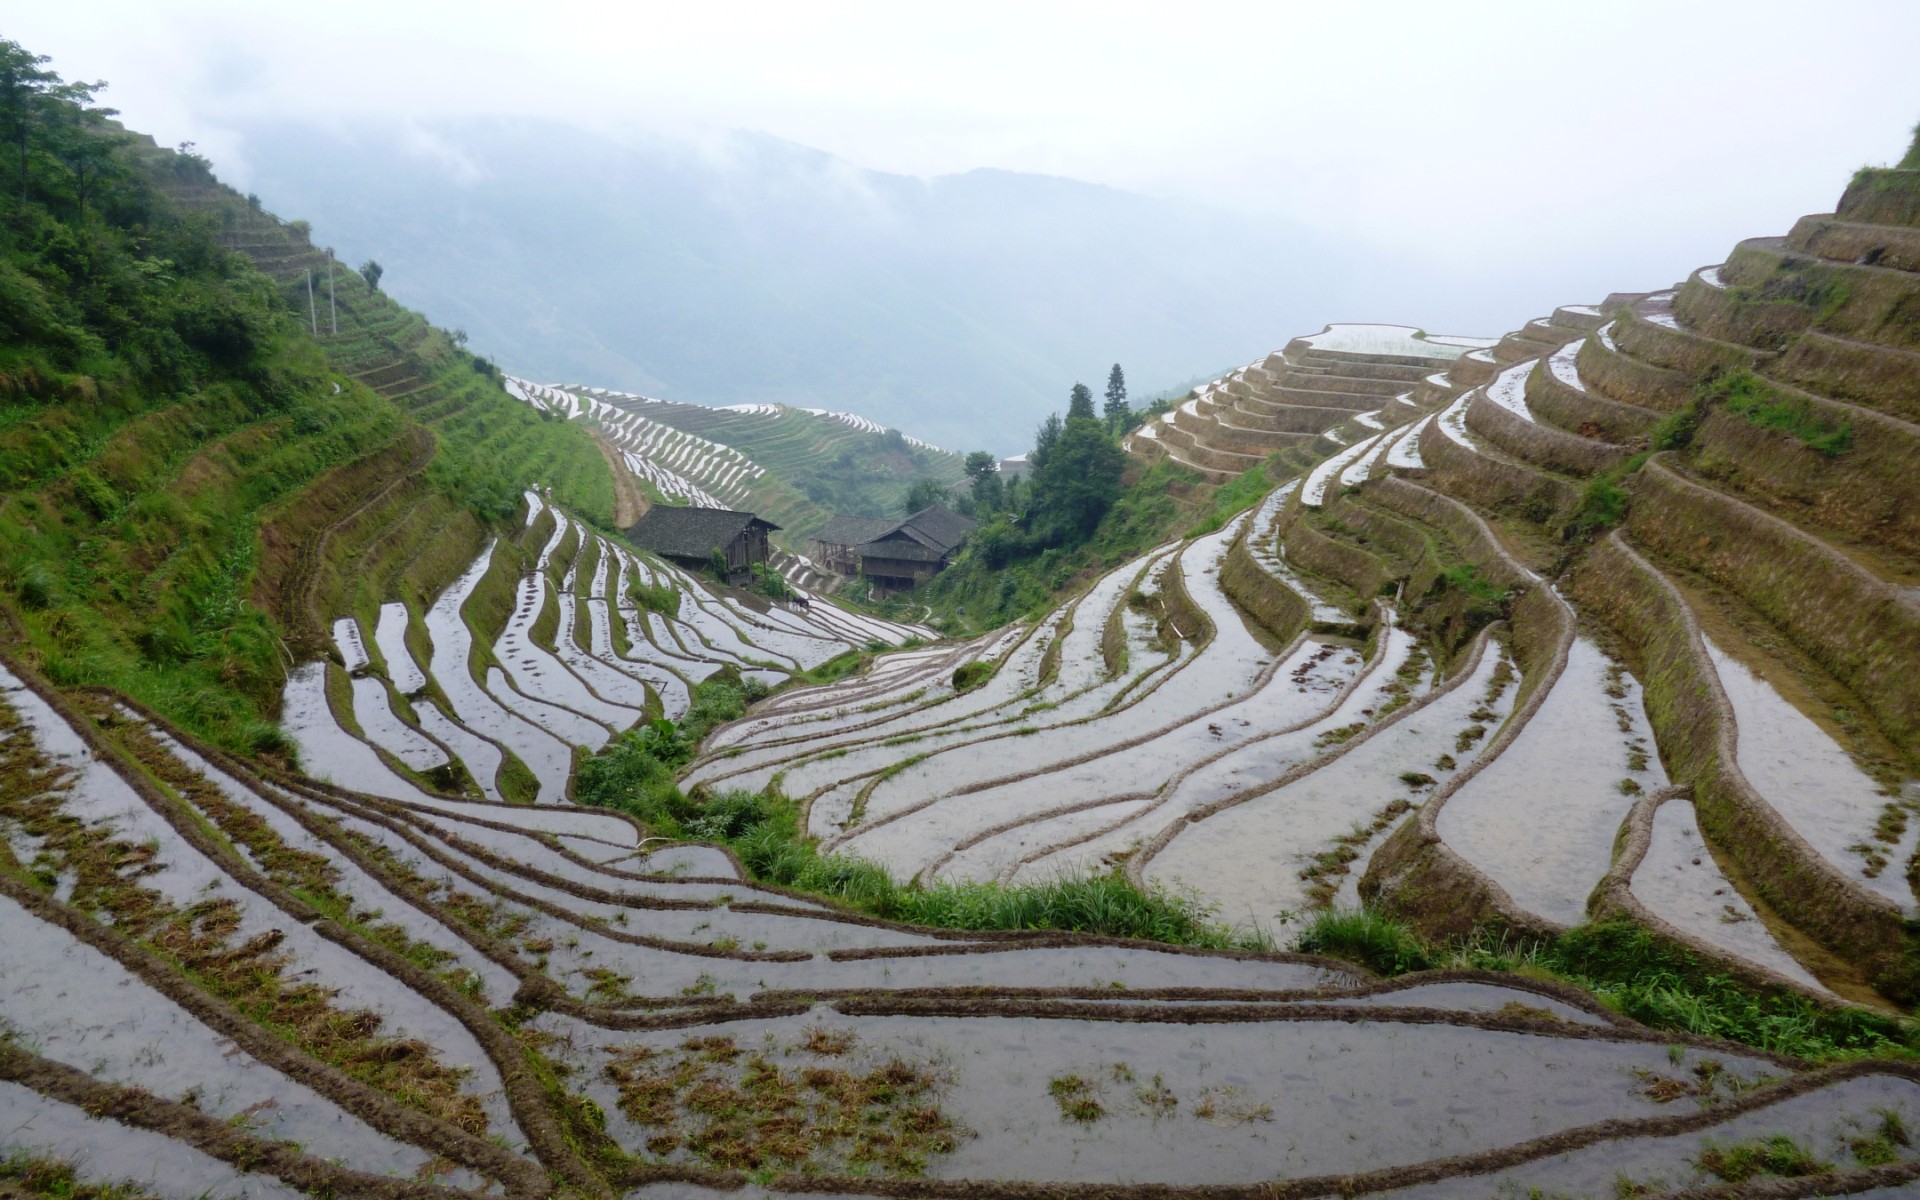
[12,42,1920,1200]
[0,69,604,758]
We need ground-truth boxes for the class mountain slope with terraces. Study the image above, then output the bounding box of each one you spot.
[503,376,968,589]
[703,137,1920,1020]
[10,44,1920,1196]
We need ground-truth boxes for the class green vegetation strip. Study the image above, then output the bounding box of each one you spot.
[1295,909,1920,1062]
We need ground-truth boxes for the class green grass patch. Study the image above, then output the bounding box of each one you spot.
[1436,562,1509,606]
[951,660,994,692]
[797,649,869,687]
[1295,910,1920,1061]
[1705,369,1852,456]
[1183,455,1286,538]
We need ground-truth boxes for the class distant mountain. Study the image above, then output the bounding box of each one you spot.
[228,118,1372,454]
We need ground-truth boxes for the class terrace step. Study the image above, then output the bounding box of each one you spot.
[1787,213,1920,272]
[1524,337,1661,445]
[1680,236,1920,356]
[1836,166,1920,228]
[1767,328,1920,425]
[1685,375,1920,565]
[1573,321,1695,412]
[1624,455,1920,758]
[1409,394,1583,527]
[1568,533,1918,996]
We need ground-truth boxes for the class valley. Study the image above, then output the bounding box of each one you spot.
[3,34,1920,1200]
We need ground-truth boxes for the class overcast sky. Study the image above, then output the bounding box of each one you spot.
[17,1,1920,332]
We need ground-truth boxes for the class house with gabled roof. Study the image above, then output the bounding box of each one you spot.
[809,504,976,590]
[624,506,778,584]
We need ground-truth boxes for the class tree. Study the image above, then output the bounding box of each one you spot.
[359,259,384,291]
[1103,364,1128,428]
[52,98,124,214]
[962,450,1002,513]
[1028,414,1126,543]
[1067,382,1096,422]
[1030,413,1063,473]
[0,40,55,200]
[902,478,951,514]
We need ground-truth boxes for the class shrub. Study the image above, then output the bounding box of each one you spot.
[1292,908,1433,975]
[629,578,680,617]
[951,661,993,691]
[1693,1135,1830,1183]
[15,562,56,610]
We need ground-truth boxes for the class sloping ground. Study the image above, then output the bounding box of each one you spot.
[1124,323,1497,486]
[503,377,969,572]
[13,94,1920,1196]
[149,184,619,671]
[12,645,1920,1197]
[288,489,929,808]
[704,157,1920,1019]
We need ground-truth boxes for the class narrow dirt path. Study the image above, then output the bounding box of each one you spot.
[592,427,648,527]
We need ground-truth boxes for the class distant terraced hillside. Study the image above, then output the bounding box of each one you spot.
[504,377,970,560]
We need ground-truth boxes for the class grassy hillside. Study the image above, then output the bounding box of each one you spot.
[0,42,612,757]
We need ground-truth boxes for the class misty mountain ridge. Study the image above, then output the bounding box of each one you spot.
[228,117,1378,453]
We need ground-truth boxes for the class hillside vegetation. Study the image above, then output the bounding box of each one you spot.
[0,41,612,755]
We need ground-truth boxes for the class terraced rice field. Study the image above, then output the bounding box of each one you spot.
[708,161,1920,1025]
[10,141,1920,1200]
[503,377,967,590]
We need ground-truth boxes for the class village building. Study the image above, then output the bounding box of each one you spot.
[624,506,778,584]
[810,505,975,590]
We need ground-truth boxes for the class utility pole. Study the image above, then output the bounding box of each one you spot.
[326,249,337,335]
[304,269,317,336]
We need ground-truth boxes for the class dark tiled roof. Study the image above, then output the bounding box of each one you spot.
[857,539,947,564]
[899,505,976,553]
[813,514,901,547]
[814,505,976,554]
[624,507,778,559]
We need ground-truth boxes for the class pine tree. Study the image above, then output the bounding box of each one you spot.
[1102,363,1128,428]
[1067,383,1096,422]
[1031,413,1063,471]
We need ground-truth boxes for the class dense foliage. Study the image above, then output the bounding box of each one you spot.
[0,38,612,755]
[0,43,364,752]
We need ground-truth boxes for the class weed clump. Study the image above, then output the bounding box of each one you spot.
[951,660,994,691]
[1693,1134,1831,1183]
[1293,908,1434,976]
[629,577,681,617]
[1047,1074,1107,1123]
[603,1032,964,1175]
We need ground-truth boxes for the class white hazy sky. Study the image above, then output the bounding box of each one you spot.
[17,1,1920,328]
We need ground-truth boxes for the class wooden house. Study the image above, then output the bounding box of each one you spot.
[810,505,975,590]
[625,507,778,584]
